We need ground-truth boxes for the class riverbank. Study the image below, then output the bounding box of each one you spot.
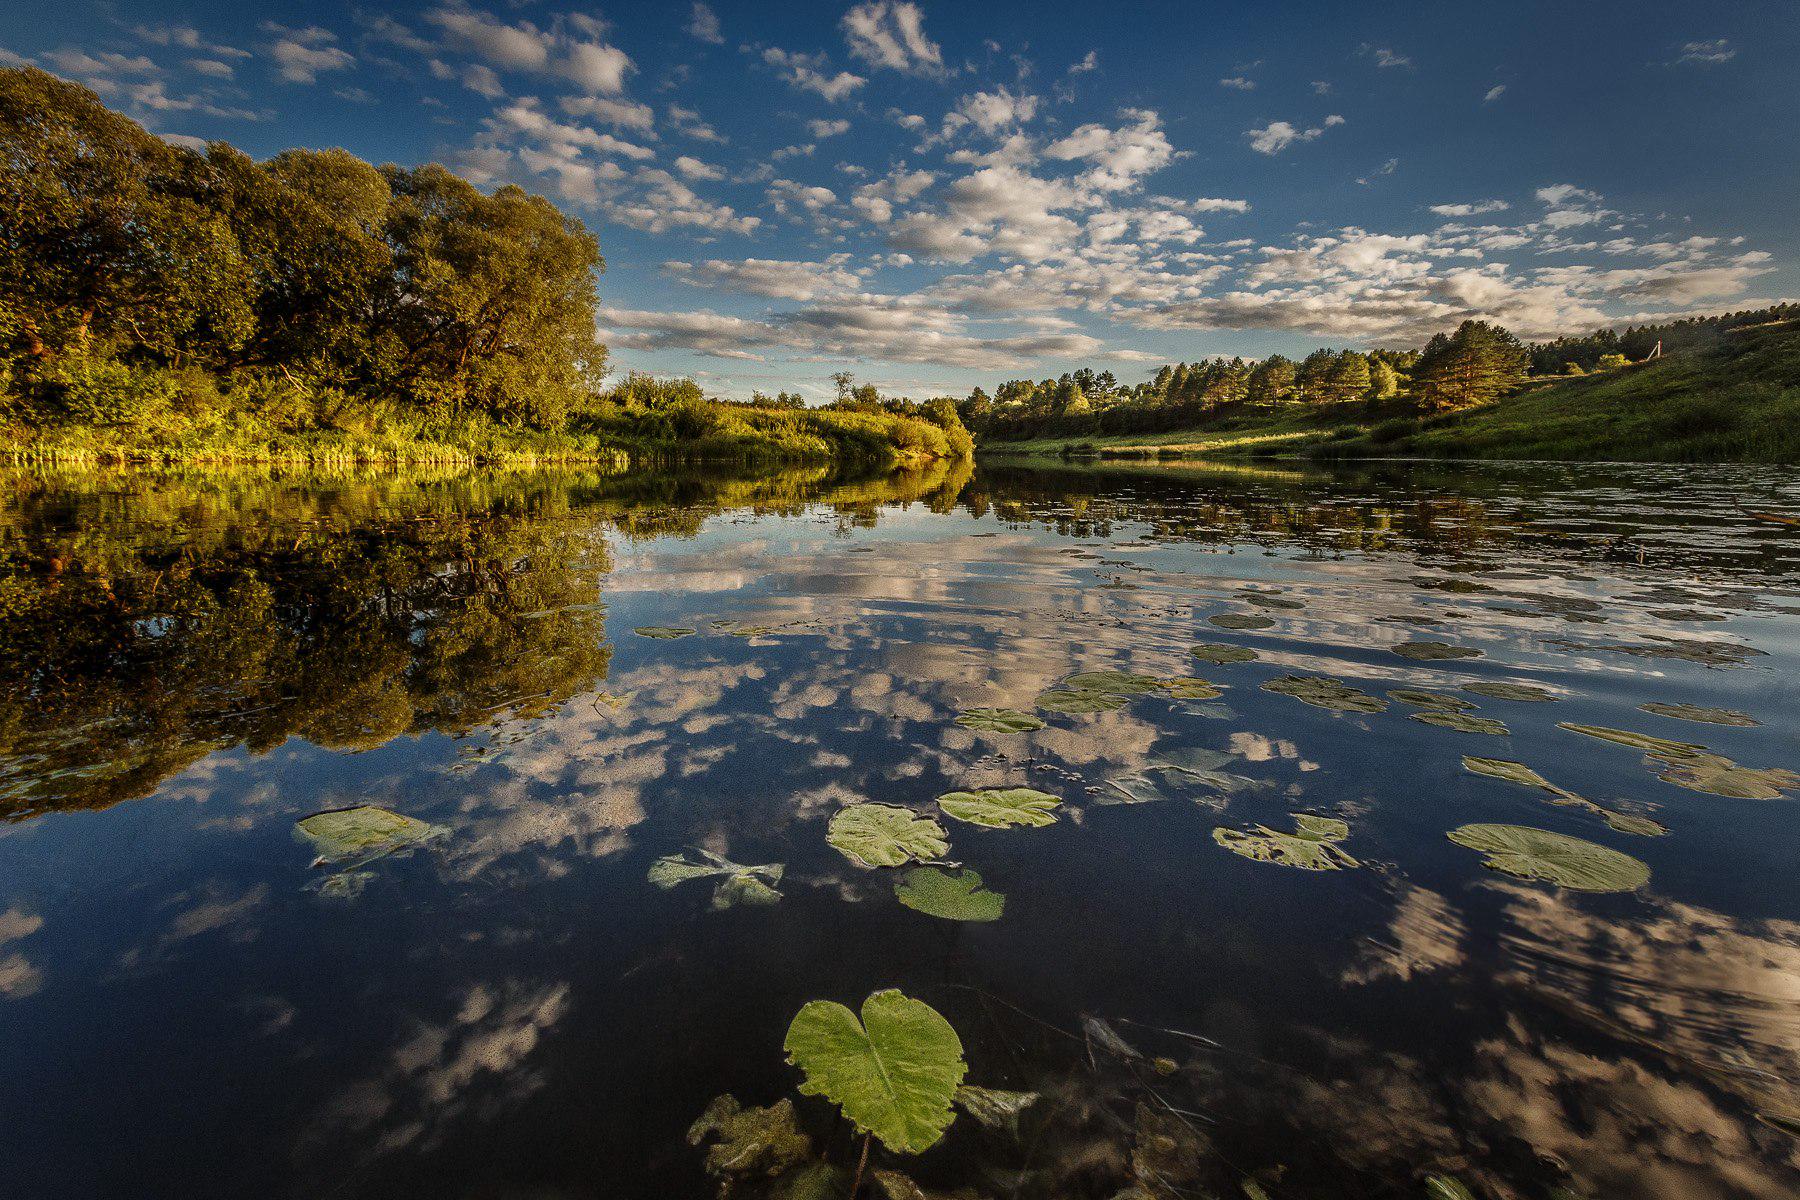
[982,321,1800,466]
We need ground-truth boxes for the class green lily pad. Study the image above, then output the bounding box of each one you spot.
[1245,593,1305,610]
[712,619,778,637]
[784,989,968,1155]
[1159,677,1223,699]
[1388,689,1477,711]
[954,1084,1039,1129]
[1064,670,1163,695]
[937,787,1061,829]
[1035,688,1127,714]
[1464,681,1558,702]
[1463,756,1556,790]
[1559,723,1799,800]
[1462,757,1666,837]
[1190,643,1258,664]
[1446,823,1649,892]
[295,806,443,865]
[1211,613,1276,630]
[1638,702,1760,727]
[1601,811,1669,837]
[954,708,1046,733]
[1262,675,1387,713]
[1557,723,1701,756]
[1393,641,1483,661]
[895,868,1005,921]
[1411,711,1510,736]
[1213,814,1359,871]
[648,849,785,909]
[688,1095,813,1184]
[634,626,696,639]
[827,804,951,868]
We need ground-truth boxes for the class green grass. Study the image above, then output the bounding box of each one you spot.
[983,321,1800,465]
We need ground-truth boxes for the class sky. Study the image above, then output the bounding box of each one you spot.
[5,0,1798,401]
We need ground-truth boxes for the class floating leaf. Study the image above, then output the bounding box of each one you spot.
[1557,723,1701,757]
[1425,1178,1478,1200]
[1558,723,1799,800]
[1393,641,1483,661]
[827,804,950,868]
[954,708,1046,733]
[1213,814,1359,871]
[954,1085,1039,1129]
[937,787,1061,829]
[1388,689,1477,711]
[1035,688,1127,714]
[1262,675,1387,713]
[1098,775,1168,805]
[1064,670,1163,695]
[1446,823,1649,892]
[712,619,778,637]
[1462,757,1666,838]
[784,989,968,1155]
[1464,681,1558,702]
[688,1094,813,1184]
[1190,643,1258,664]
[1638,702,1760,727]
[315,870,374,900]
[1411,711,1510,736]
[634,626,696,639]
[295,806,443,865]
[1463,756,1556,791]
[1159,677,1223,699]
[1082,1016,1142,1060]
[895,868,1005,922]
[1211,613,1276,630]
[649,849,785,909]
[1246,593,1305,610]
[1602,811,1669,837]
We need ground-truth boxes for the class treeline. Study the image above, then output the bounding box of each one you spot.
[962,305,1799,443]
[0,67,969,468]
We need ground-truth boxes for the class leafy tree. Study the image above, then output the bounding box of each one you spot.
[1247,355,1296,406]
[1325,351,1372,404]
[1409,320,1529,412]
[1367,357,1400,401]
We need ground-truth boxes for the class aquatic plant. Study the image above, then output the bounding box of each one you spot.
[648,849,784,909]
[1213,814,1359,870]
[937,787,1061,829]
[1446,823,1649,891]
[953,708,1046,733]
[295,805,443,865]
[827,804,951,868]
[1262,675,1387,713]
[633,625,696,639]
[895,868,1005,922]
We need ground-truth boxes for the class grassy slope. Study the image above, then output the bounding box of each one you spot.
[985,321,1800,465]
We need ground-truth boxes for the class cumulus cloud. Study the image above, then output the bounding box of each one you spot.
[1044,109,1177,191]
[1219,76,1255,90]
[1675,38,1735,65]
[807,117,851,139]
[663,256,863,300]
[686,3,724,45]
[1068,51,1098,75]
[262,25,355,84]
[424,4,634,94]
[761,47,865,102]
[841,1,943,75]
[1428,199,1510,217]
[1246,114,1343,154]
[946,86,1039,136]
[1483,84,1506,103]
[673,155,724,181]
[559,95,656,132]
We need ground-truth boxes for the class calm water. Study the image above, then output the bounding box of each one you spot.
[1,458,1797,1200]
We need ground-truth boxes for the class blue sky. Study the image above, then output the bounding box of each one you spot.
[6,0,1796,400]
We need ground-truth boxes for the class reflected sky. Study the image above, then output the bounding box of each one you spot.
[0,458,1796,1198]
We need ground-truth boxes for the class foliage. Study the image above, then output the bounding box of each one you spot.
[1213,814,1359,870]
[1445,823,1650,892]
[894,868,1006,921]
[783,989,968,1155]
[826,803,951,867]
[294,806,443,864]
[935,787,1062,829]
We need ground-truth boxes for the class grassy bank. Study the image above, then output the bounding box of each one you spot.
[983,321,1800,465]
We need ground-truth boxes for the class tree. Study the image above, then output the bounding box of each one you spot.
[1325,351,1371,404]
[1247,355,1296,407]
[1409,320,1529,412]
[1296,349,1337,403]
[1367,357,1400,402]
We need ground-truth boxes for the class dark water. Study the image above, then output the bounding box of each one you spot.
[1,457,1797,1200]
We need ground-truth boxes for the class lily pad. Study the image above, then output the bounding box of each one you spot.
[895,868,1005,921]
[648,849,785,909]
[634,626,696,639]
[1211,613,1276,630]
[1064,670,1163,695]
[295,806,443,865]
[1411,711,1510,736]
[1463,756,1556,791]
[954,1085,1039,1130]
[1035,688,1127,714]
[1246,593,1305,610]
[1446,823,1649,892]
[1559,722,1799,800]
[954,708,1046,734]
[1464,681,1558,702]
[1262,675,1387,714]
[1190,643,1258,664]
[1213,814,1359,871]
[827,804,950,868]
[937,787,1061,829]
[1462,757,1667,838]
[1159,677,1223,699]
[1393,640,1483,661]
[784,989,968,1155]
[1098,775,1169,805]
[1638,702,1760,727]
[712,619,778,637]
[1388,689,1477,711]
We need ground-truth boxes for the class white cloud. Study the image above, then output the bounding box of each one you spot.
[1044,109,1177,191]
[761,47,865,102]
[1219,76,1255,91]
[186,58,236,79]
[807,118,851,139]
[668,104,726,143]
[1429,199,1510,218]
[947,87,1039,136]
[1246,114,1343,154]
[663,257,863,300]
[1067,51,1099,75]
[560,95,656,132]
[424,4,633,94]
[560,41,633,94]
[686,3,724,45]
[673,155,724,181]
[1361,44,1412,68]
[1676,38,1736,65]
[44,49,160,77]
[263,25,354,85]
[1483,84,1506,103]
[841,1,943,75]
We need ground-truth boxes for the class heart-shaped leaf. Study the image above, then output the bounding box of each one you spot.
[954,708,1045,733]
[937,787,1061,829]
[784,989,968,1154]
[827,804,950,868]
[1213,814,1358,870]
[1446,823,1649,892]
[895,868,1005,921]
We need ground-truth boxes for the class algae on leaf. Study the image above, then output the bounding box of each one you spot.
[937,787,1061,829]
[295,806,443,866]
[688,1094,813,1185]
[1446,823,1649,892]
[1159,677,1223,699]
[954,708,1046,734]
[1213,814,1359,870]
[895,868,1005,921]
[828,804,950,868]
[784,989,968,1155]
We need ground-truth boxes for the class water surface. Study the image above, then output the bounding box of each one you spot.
[2,458,1797,1199]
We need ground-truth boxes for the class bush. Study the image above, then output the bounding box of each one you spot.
[1369,417,1419,445]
